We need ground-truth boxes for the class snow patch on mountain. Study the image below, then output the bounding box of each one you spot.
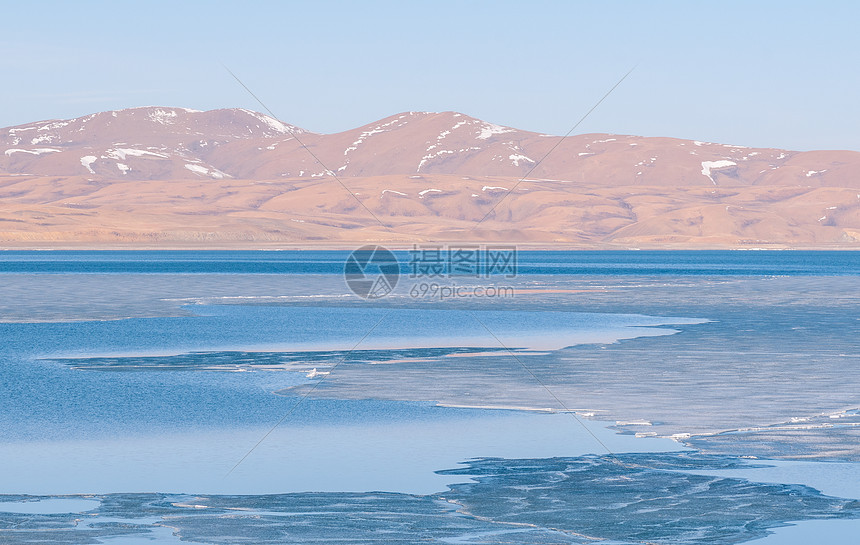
[509,154,534,167]
[30,134,57,145]
[184,163,230,179]
[237,109,303,136]
[701,160,737,184]
[339,115,411,171]
[148,109,179,125]
[477,122,515,140]
[5,148,61,156]
[80,156,97,174]
[344,115,408,156]
[38,120,71,132]
[417,120,482,172]
[106,148,169,160]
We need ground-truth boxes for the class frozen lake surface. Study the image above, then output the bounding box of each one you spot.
[1,251,858,543]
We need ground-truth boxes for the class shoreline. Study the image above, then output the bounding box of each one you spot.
[3,242,860,251]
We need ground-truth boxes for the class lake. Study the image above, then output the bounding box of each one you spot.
[1,250,858,544]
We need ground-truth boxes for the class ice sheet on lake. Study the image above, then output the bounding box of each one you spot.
[1,453,858,545]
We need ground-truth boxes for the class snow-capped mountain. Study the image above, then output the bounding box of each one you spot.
[1,106,859,246]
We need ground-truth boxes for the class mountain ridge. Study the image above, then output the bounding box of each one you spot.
[2,106,860,247]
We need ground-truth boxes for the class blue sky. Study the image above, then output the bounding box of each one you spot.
[2,1,858,150]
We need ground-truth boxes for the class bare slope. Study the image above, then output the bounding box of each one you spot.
[2,107,859,247]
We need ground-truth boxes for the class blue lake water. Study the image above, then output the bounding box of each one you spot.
[0,303,695,492]
[1,249,859,275]
[1,250,858,544]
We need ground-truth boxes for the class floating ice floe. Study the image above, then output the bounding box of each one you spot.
[306,368,330,378]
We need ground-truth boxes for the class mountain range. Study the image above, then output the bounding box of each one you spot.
[2,106,859,247]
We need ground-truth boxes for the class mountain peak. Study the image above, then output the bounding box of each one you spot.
[3,106,858,184]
